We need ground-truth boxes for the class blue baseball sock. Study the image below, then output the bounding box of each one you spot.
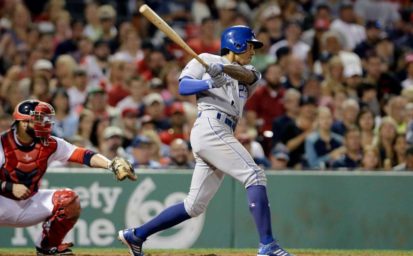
[134,202,191,240]
[246,185,275,245]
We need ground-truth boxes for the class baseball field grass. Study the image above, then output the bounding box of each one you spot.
[1,248,413,256]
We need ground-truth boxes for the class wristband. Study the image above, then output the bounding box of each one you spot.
[1,181,13,193]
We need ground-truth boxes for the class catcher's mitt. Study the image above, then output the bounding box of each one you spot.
[110,157,137,181]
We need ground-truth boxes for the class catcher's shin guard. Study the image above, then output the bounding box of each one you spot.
[40,189,81,249]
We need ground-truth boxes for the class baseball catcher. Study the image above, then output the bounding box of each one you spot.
[0,100,136,255]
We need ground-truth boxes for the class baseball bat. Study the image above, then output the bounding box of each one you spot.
[139,4,209,68]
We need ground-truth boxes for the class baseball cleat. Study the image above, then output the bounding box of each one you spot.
[118,228,144,256]
[257,241,294,256]
[35,243,74,255]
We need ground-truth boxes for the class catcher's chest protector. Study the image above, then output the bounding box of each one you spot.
[0,130,57,199]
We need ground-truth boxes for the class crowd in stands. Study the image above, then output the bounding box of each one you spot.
[1,0,413,171]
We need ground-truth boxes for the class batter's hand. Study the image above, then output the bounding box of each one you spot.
[207,63,224,77]
[110,157,137,181]
[12,184,30,199]
[209,74,228,88]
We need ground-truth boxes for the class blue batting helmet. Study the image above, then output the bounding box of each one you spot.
[221,25,263,54]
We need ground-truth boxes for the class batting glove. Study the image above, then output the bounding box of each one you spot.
[207,74,228,89]
[207,63,224,77]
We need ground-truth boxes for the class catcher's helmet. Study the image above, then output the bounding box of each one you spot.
[13,100,55,145]
[13,100,40,121]
[221,25,263,54]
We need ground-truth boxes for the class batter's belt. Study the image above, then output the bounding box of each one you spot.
[197,110,238,131]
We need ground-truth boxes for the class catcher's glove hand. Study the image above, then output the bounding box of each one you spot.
[110,157,137,181]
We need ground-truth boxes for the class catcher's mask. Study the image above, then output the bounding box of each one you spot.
[13,100,55,146]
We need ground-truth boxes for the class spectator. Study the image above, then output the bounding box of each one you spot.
[81,39,111,87]
[139,49,168,81]
[250,29,276,73]
[305,106,344,169]
[29,74,50,102]
[272,89,301,145]
[317,30,362,80]
[187,17,220,55]
[302,17,330,67]
[387,95,408,134]
[84,87,117,120]
[54,54,76,90]
[120,108,140,148]
[354,20,383,59]
[116,76,147,112]
[167,138,194,169]
[361,145,381,170]
[32,59,54,82]
[278,96,317,168]
[50,88,78,139]
[106,56,130,106]
[363,54,401,103]
[393,146,413,171]
[52,11,72,47]
[342,65,362,99]
[320,56,345,97]
[358,83,381,116]
[256,4,283,44]
[354,0,400,28]
[75,109,96,150]
[114,28,143,64]
[245,63,285,133]
[330,2,365,51]
[374,117,398,170]
[394,133,407,167]
[283,56,306,91]
[269,21,310,63]
[402,53,413,89]
[159,62,190,105]
[332,98,360,136]
[375,36,402,73]
[83,1,101,42]
[128,135,161,169]
[53,19,85,59]
[269,143,290,170]
[159,102,188,145]
[332,127,362,170]
[302,74,322,101]
[97,5,117,41]
[357,107,376,147]
[68,67,89,110]
[143,93,170,131]
[100,126,126,159]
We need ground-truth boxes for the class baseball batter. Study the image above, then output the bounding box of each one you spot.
[119,26,293,256]
[0,100,136,255]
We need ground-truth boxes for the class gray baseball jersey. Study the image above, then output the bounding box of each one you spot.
[178,53,267,218]
[179,53,261,120]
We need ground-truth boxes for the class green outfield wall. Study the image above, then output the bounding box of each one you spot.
[0,169,412,250]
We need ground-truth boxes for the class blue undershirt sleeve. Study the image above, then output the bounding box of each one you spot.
[179,76,211,96]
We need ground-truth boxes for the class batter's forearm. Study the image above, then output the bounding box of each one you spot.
[90,154,111,169]
[223,64,256,85]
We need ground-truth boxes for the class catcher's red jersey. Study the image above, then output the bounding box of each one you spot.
[0,129,78,200]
